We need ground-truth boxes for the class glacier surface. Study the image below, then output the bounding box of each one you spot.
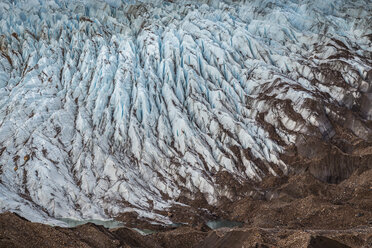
[0,0,371,224]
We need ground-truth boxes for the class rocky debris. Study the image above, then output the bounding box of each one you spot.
[0,212,121,248]
[2,212,370,248]
[1,167,372,248]
[147,227,208,248]
[196,229,364,248]
[215,167,372,231]
[0,212,207,248]
[308,236,351,248]
[137,163,372,232]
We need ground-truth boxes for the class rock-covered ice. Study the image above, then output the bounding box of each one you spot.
[0,0,371,224]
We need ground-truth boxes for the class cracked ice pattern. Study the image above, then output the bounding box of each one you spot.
[0,0,371,224]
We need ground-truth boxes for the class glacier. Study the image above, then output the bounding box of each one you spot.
[0,0,371,225]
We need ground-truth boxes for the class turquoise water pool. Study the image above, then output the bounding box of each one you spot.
[206,220,244,229]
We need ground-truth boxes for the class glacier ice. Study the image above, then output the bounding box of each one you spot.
[0,0,371,224]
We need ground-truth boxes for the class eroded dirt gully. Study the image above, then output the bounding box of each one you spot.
[1,163,371,248]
